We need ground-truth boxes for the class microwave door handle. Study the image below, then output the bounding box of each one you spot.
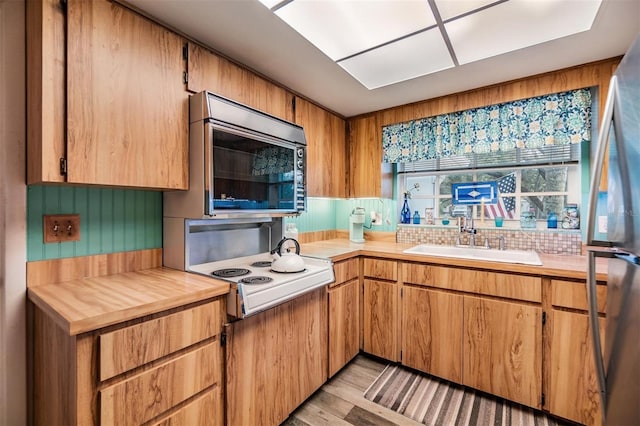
[587,76,617,246]
[204,122,215,216]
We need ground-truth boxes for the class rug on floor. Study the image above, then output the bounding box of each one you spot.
[363,364,567,426]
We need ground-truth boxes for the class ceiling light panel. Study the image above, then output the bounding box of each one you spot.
[273,0,436,61]
[258,0,283,8]
[338,29,454,89]
[434,0,503,21]
[445,0,603,65]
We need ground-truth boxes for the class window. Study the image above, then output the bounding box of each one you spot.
[398,145,581,222]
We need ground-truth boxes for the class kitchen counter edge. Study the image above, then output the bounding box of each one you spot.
[28,267,230,336]
[302,238,608,281]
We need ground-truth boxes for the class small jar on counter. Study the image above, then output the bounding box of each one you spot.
[424,208,434,225]
[413,211,420,224]
[561,204,580,229]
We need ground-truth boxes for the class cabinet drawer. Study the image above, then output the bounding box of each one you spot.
[363,258,397,281]
[100,342,220,425]
[151,386,222,426]
[100,300,222,381]
[331,258,359,287]
[402,263,541,303]
[551,279,607,313]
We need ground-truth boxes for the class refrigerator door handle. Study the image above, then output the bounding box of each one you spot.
[586,76,617,246]
[587,249,608,421]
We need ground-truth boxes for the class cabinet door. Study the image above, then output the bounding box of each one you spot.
[402,286,463,383]
[463,296,542,408]
[186,43,294,122]
[26,0,66,184]
[549,310,604,425]
[294,98,346,198]
[226,287,328,426]
[67,0,188,189]
[347,115,393,198]
[328,279,360,377]
[363,279,398,361]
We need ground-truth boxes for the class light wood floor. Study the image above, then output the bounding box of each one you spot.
[281,355,424,426]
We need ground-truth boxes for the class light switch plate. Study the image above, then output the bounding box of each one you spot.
[598,215,607,233]
[43,214,81,243]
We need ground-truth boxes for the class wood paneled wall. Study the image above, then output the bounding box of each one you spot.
[358,58,621,126]
[347,57,620,194]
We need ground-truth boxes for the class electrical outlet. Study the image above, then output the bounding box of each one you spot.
[43,214,81,243]
[370,211,382,226]
[598,215,608,233]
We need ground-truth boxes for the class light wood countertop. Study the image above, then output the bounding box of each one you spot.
[28,267,229,336]
[28,239,606,336]
[301,238,608,281]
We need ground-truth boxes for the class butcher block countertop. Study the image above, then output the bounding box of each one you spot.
[28,267,229,336]
[301,238,608,281]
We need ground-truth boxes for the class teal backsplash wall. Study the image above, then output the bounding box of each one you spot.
[287,197,397,233]
[27,189,395,262]
[27,185,162,261]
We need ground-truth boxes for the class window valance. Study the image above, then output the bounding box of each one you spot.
[382,88,592,163]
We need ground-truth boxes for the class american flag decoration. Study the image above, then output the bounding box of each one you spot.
[484,174,517,219]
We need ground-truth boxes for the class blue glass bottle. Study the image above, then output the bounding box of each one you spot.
[547,211,557,229]
[401,195,411,224]
[413,210,420,224]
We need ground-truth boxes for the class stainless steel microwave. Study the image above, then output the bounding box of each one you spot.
[164,91,307,219]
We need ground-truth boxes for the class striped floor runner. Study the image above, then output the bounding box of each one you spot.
[364,365,568,426]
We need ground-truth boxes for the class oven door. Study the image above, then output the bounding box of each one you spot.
[205,122,305,217]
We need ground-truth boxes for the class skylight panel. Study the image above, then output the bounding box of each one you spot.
[272,0,436,60]
[338,29,454,89]
[445,0,603,65]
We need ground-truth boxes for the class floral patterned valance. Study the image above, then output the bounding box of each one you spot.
[382,88,592,163]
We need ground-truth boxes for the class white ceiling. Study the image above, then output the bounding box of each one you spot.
[125,0,639,117]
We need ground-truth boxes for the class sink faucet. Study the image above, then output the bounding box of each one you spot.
[456,215,477,247]
[497,235,506,250]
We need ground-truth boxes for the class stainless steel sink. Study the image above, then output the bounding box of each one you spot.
[403,244,542,266]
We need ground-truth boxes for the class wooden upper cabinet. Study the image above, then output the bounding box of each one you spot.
[27,0,188,189]
[26,0,66,184]
[294,98,346,197]
[64,0,188,189]
[186,43,294,122]
[347,115,393,198]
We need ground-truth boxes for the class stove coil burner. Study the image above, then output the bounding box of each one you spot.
[239,276,273,285]
[250,261,272,268]
[211,268,250,278]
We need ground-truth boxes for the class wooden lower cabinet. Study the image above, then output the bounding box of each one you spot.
[548,278,607,425]
[151,387,222,426]
[548,310,605,425]
[401,286,463,383]
[463,296,542,408]
[363,279,399,361]
[226,287,328,426]
[328,279,360,377]
[100,343,219,424]
[31,299,225,425]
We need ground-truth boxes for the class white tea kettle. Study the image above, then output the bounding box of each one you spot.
[270,237,306,273]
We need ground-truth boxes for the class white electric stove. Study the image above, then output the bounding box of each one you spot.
[189,252,334,318]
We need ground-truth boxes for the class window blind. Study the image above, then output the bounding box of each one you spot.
[398,143,580,173]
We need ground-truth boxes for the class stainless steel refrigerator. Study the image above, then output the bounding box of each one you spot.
[587,34,640,426]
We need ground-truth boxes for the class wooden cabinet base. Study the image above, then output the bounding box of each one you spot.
[463,296,542,408]
[402,286,463,383]
[329,279,360,377]
[226,287,328,426]
[30,299,224,425]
